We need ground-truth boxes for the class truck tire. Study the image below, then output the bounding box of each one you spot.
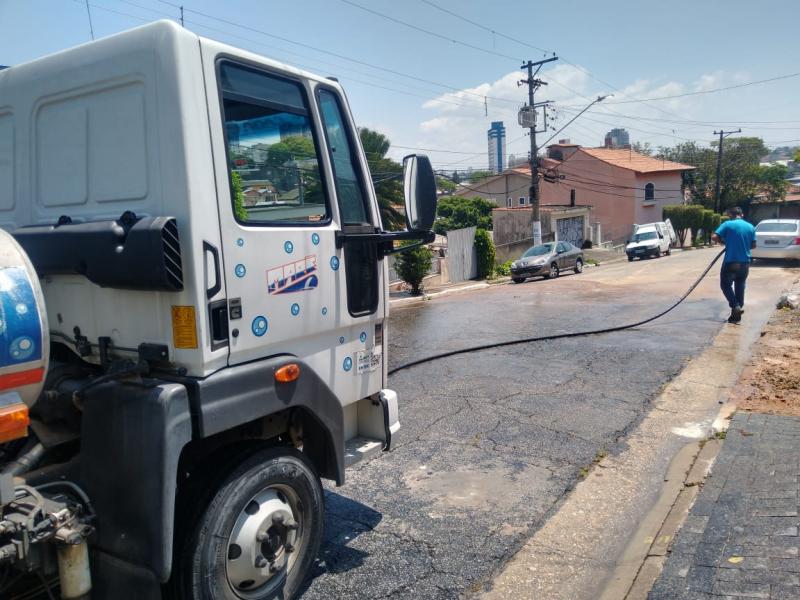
[174,447,324,600]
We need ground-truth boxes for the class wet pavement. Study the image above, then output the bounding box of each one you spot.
[299,249,797,599]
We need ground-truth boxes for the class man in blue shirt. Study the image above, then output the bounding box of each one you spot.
[712,206,756,324]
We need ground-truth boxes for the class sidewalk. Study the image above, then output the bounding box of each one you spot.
[649,413,800,599]
[648,294,800,600]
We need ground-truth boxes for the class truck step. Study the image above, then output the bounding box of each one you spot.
[343,436,384,468]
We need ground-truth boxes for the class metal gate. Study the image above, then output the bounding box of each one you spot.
[556,216,585,247]
[447,226,478,282]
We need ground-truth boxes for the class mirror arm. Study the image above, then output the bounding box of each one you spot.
[335,229,434,257]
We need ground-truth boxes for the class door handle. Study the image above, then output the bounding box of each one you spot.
[203,241,222,299]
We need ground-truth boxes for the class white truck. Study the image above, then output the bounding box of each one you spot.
[625,220,677,261]
[0,21,436,600]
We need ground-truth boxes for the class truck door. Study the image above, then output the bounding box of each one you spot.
[202,49,385,400]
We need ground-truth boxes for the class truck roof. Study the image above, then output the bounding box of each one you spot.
[0,20,342,94]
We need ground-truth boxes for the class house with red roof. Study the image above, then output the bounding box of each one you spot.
[465,143,695,246]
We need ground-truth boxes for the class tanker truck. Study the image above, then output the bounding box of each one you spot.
[0,20,436,599]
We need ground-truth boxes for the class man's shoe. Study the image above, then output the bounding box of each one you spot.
[728,306,743,323]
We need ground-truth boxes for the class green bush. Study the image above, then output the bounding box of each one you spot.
[474,228,496,279]
[494,259,513,277]
[663,205,692,246]
[685,205,705,245]
[711,213,722,230]
[701,209,715,243]
[395,244,433,295]
[663,204,708,246]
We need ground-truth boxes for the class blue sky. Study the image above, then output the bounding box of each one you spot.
[2,0,798,170]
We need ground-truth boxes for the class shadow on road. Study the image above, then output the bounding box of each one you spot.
[296,491,383,595]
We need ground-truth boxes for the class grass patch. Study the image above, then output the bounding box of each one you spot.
[714,430,727,440]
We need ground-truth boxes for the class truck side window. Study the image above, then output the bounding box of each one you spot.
[317,89,371,226]
[219,62,329,225]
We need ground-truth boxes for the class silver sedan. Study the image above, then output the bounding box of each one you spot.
[510,241,584,283]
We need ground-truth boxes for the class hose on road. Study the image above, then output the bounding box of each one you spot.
[388,249,726,376]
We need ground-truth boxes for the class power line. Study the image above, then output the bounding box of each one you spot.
[561,72,800,106]
[156,0,523,109]
[339,0,522,62]
[94,0,523,122]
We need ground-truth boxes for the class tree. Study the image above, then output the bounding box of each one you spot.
[436,176,457,194]
[657,137,771,213]
[358,128,405,231]
[795,149,800,162]
[468,170,494,184]
[433,196,494,234]
[755,164,789,202]
[632,141,653,156]
[395,244,433,295]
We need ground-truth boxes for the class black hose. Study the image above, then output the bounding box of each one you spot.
[2,442,45,476]
[389,249,726,375]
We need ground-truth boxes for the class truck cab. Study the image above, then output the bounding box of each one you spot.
[0,21,435,599]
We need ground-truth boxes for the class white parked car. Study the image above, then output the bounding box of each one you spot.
[752,219,800,261]
[625,220,677,261]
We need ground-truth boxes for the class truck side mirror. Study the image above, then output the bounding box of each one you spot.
[403,154,437,232]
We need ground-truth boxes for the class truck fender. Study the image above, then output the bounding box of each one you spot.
[173,357,345,485]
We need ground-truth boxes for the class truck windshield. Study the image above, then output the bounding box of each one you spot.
[756,222,798,233]
[219,62,328,225]
[522,244,553,257]
[633,231,657,242]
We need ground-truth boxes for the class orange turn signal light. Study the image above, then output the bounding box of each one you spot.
[0,402,30,444]
[274,363,301,384]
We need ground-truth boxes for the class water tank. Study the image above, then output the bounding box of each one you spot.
[0,229,49,407]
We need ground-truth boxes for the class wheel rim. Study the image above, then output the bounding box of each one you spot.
[576,260,583,272]
[551,264,558,277]
[226,485,303,599]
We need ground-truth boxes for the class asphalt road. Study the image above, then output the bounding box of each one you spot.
[298,249,794,599]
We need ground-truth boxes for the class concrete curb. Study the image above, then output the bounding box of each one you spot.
[389,282,490,307]
[600,437,725,600]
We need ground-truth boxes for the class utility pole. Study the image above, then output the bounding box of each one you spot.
[713,128,741,213]
[519,56,557,246]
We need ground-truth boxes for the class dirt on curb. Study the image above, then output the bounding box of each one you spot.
[735,295,800,416]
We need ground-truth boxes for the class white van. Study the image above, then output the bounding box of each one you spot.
[626,220,677,261]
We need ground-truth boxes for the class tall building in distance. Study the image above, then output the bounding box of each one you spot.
[487,121,506,174]
[604,128,631,148]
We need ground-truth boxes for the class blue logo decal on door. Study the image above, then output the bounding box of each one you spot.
[267,256,318,295]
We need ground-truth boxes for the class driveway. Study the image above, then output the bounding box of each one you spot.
[299,249,799,599]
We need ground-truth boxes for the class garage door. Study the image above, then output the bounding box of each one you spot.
[556,216,585,247]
